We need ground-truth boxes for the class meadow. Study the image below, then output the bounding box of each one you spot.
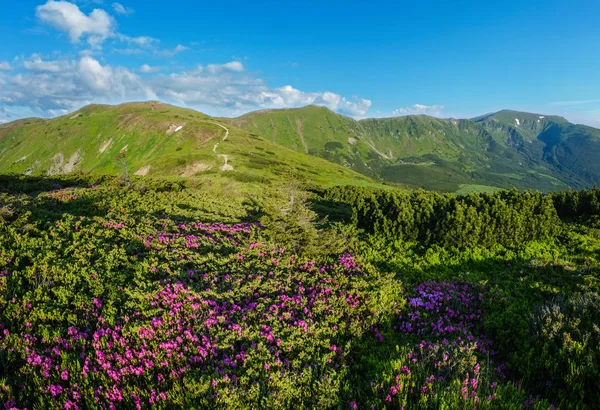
[0,174,598,409]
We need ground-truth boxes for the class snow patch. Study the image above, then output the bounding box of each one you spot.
[515,118,520,126]
[539,116,544,119]
[167,124,184,135]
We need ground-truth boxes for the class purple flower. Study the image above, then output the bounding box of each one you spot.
[48,384,63,397]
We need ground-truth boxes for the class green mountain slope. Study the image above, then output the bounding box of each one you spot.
[2,102,599,193]
[0,102,385,189]
[229,105,383,179]
[233,106,600,192]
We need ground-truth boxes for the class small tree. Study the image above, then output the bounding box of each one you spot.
[259,172,351,256]
[116,152,131,189]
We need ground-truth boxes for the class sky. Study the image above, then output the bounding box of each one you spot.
[1,0,599,126]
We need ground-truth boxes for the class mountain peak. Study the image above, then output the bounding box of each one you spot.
[477,109,568,124]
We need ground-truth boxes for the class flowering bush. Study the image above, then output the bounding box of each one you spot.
[0,187,399,408]
[0,178,597,408]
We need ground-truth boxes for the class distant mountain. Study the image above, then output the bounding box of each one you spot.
[232,106,600,192]
[0,102,383,189]
[1,102,598,192]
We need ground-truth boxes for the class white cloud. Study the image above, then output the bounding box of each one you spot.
[549,99,600,106]
[0,55,371,117]
[0,61,12,71]
[118,34,159,47]
[23,54,69,73]
[36,1,115,46]
[140,64,160,73]
[392,104,445,117]
[112,2,134,16]
[0,55,154,113]
[116,44,190,57]
[206,61,245,74]
[78,56,155,98]
[156,44,189,57]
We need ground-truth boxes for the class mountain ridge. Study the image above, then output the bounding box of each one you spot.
[2,101,599,193]
[0,101,385,190]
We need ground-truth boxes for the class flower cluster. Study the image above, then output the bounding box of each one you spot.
[2,217,383,409]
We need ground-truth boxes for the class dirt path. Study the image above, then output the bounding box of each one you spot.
[210,122,234,171]
[295,118,309,154]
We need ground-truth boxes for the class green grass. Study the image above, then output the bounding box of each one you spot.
[454,184,504,195]
[235,106,600,192]
[0,102,387,190]
[2,102,599,193]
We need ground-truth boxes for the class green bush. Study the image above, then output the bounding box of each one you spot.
[521,293,600,407]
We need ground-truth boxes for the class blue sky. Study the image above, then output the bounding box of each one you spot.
[1,0,599,126]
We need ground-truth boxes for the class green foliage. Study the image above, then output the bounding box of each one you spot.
[0,175,598,408]
[521,293,600,407]
[324,186,559,249]
[235,105,600,192]
[550,188,600,226]
[258,177,352,257]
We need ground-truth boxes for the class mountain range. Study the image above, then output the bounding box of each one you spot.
[1,101,599,193]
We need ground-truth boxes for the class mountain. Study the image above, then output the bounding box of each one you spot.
[232,107,600,192]
[2,102,599,193]
[0,102,384,189]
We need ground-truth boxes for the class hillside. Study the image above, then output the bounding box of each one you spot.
[1,175,599,409]
[233,106,600,192]
[2,102,599,193]
[229,105,383,179]
[0,102,384,189]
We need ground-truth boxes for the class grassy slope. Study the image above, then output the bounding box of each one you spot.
[2,102,599,193]
[228,105,382,178]
[235,106,600,192]
[0,102,386,190]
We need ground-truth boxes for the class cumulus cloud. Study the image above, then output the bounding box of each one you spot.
[112,2,134,16]
[392,104,445,117]
[0,55,372,117]
[0,61,12,71]
[252,86,371,116]
[36,0,115,46]
[1,55,154,113]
